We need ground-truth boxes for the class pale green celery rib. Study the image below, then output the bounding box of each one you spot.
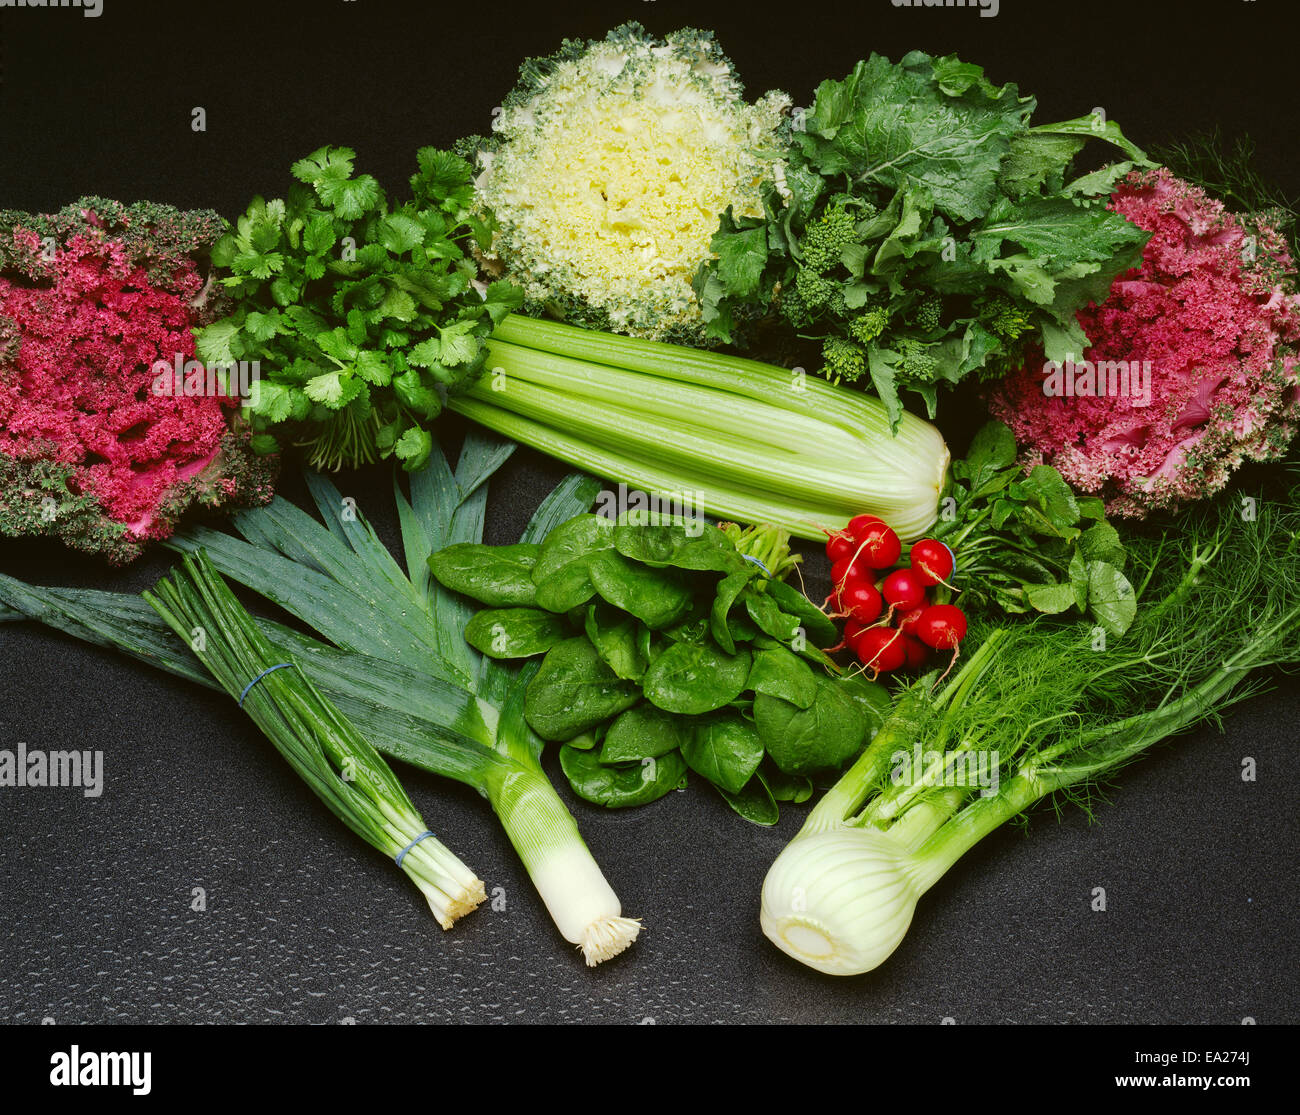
[467,363,876,511]
[486,340,843,457]
[493,314,864,425]
[447,396,855,538]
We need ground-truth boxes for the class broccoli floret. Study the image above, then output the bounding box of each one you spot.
[896,339,940,383]
[977,293,1035,341]
[820,336,868,385]
[848,305,890,345]
[799,204,857,274]
[794,267,836,310]
[910,293,944,333]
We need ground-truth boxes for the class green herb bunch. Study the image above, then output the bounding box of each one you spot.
[696,51,1153,426]
[197,146,524,472]
[935,422,1136,634]
[429,514,892,824]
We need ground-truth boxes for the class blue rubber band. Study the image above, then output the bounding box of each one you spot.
[742,554,772,576]
[395,831,436,867]
[238,663,294,707]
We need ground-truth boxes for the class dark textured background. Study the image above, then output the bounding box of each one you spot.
[0,0,1297,1025]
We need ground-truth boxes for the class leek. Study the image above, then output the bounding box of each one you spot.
[761,479,1300,975]
[449,314,949,543]
[0,435,639,966]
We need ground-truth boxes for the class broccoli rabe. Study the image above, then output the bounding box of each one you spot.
[820,336,868,384]
[799,205,857,274]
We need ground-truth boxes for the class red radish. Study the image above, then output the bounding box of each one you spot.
[901,635,929,670]
[897,605,927,637]
[851,521,901,570]
[881,568,927,612]
[915,604,968,650]
[910,539,956,587]
[826,532,856,563]
[856,627,906,673]
[843,619,870,651]
[846,513,885,538]
[838,581,883,624]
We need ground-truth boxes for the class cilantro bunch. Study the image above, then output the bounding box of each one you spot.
[696,52,1153,427]
[198,146,523,471]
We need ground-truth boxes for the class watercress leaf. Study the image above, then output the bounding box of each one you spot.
[714,769,780,826]
[427,542,540,607]
[682,713,765,795]
[963,421,1018,491]
[464,608,567,659]
[1079,520,1127,569]
[584,604,648,681]
[525,638,641,741]
[1025,581,1077,615]
[559,744,687,809]
[1088,561,1137,637]
[600,705,684,763]
[588,550,694,630]
[747,646,820,710]
[642,641,752,715]
[1021,464,1081,528]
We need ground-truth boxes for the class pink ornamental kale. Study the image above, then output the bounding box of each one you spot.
[0,199,277,563]
[990,168,1300,517]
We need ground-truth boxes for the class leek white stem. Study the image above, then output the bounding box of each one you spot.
[488,768,640,966]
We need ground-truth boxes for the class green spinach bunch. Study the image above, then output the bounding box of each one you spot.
[935,422,1136,635]
[197,146,523,472]
[695,51,1151,427]
[429,514,891,824]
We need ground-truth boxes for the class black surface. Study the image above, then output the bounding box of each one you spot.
[1,0,1298,1025]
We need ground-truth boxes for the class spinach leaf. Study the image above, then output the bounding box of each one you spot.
[533,514,615,581]
[763,579,839,648]
[642,641,752,715]
[755,677,869,776]
[464,607,568,658]
[613,520,745,574]
[525,637,640,741]
[747,646,820,710]
[428,542,540,606]
[710,568,756,654]
[560,744,687,809]
[588,550,694,629]
[599,705,683,763]
[762,763,814,804]
[584,604,648,681]
[714,770,780,826]
[531,514,614,612]
[682,713,765,794]
[744,588,801,643]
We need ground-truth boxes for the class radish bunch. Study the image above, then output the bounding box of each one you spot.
[823,515,967,677]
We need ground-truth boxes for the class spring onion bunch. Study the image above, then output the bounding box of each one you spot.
[145,552,485,928]
[0,434,639,966]
[450,315,950,543]
[761,473,1300,974]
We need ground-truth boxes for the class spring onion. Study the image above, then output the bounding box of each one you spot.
[0,435,640,966]
[145,552,485,928]
[449,314,950,543]
[761,476,1300,974]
